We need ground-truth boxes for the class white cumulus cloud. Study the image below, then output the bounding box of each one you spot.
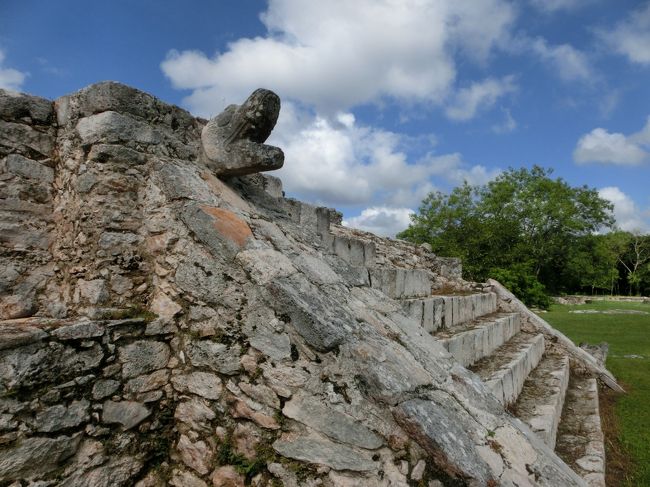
[0,49,27,92]
[445,76,517,121]
[599,186,649,232]
[270,102,492,209]
[599,4,650,66]
[161,0,515,117]
[528,37,593,82]
[574,118,650,165]
[343,207,414,237]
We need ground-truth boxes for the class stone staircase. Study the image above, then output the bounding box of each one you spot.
[299,201,608,487]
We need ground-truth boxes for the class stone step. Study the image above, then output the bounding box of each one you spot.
[282,199,342,245]
[401,296,444,332]
[555,375,606,487]
[369,268,431,299]
[470,332,545,405]
[401,292,498,331]
[330,234,377,268]
[512,353,570,448]
[435,313,520,367]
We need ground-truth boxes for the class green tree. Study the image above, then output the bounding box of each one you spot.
[398,166,615,306]
[615,232,650,295]
[563,234,620,295]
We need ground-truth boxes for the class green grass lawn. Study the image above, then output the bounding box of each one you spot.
[544,300,650,486]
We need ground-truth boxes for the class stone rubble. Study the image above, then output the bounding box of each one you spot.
[0,82,619,486]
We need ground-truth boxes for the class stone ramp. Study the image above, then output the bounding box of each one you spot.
[512,353,570,448]
[555,375,606,487]
[435,312,520,367]
[470,332,545,405]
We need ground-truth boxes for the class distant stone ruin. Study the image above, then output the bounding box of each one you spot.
[0,82,619,486]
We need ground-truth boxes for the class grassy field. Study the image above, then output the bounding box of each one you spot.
[544,300,650,486]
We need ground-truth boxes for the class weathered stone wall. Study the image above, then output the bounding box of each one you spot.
[50,83,204,319]
[0,317,176,484]
[0,83,600,486]
[0,91,57,320]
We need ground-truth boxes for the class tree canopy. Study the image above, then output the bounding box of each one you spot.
[397,166,649,307]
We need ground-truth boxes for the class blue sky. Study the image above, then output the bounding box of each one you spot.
[2,0,650,236]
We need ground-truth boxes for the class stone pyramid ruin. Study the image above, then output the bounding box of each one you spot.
[0,82,620,486]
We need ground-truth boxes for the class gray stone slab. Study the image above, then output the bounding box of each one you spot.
[369,268,431,299]
[393,395,493,484]
[118,340,170,378]
[266,274,355,351]
[0,434,81,481]
[102,400,150,430]
[273,436,377,472]
[50,320,104,340]
[283,395,383,450]
[76,111,161,145]
[0,89,53,124]
[5,154,54,182]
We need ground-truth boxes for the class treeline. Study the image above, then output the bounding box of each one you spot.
[398,166,650,308]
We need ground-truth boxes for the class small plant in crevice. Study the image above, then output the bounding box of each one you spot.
[217,433,277,481]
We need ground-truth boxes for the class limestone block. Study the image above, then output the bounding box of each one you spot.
[74,279,109,305]
[282,395,383,449]
[516,354,569,448]
[171,371,222,400]
[118,340,170,378]
[369,268,431,299]
[174,397,216,432]
[266,274,355,351]
[0,322,47,350]
[102,400,150,430]
[76,111,162,146]
[32,399,89,432]
[125,369,170,394]
[185,340,241,375]
[438,313,520,367]
[87,143,147,165]
[51,321,104,340]
[393,395,493,484]
[331,235,376,268]
[92,379,120,400]
[180,202,253,259]
[4,154,54,183]
[0,89,53,124]
[0,434,81,482]
[169,470,208,487]
[0,120,54,157]
[177,434,212,475]
[211,466,245,487]
[60,455,144,487]
[262,174,283,197]
[56,81,195,129]
[273,435,377,472]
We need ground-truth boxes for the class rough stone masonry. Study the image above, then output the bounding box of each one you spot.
[0,82,616,486]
